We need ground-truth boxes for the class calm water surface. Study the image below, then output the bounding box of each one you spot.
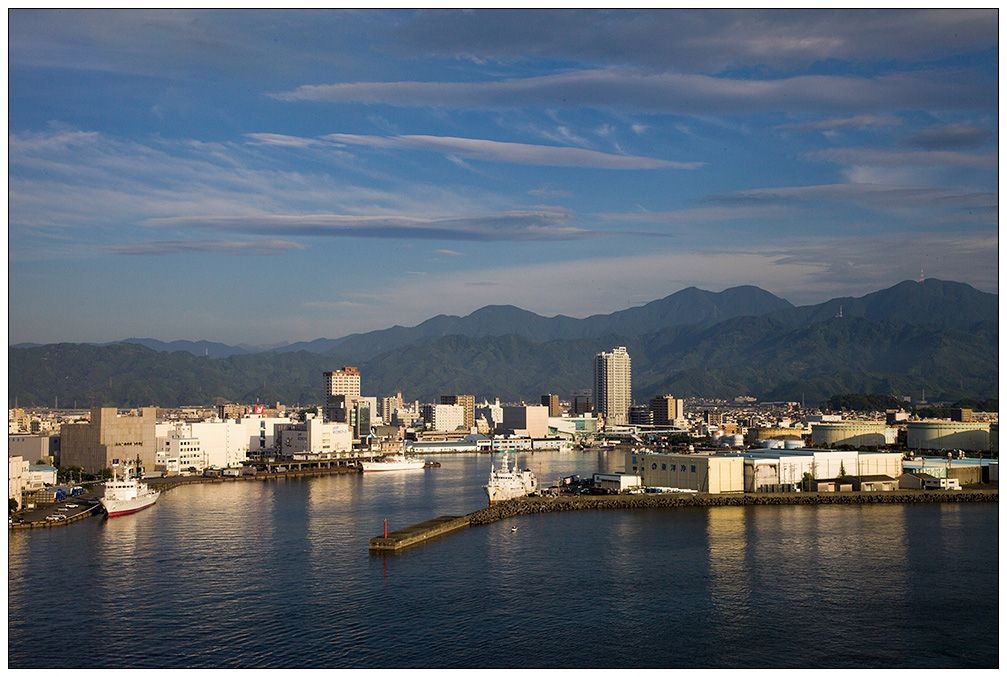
[8,452,998,668]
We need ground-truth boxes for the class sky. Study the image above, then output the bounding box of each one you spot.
[8,9,999,346]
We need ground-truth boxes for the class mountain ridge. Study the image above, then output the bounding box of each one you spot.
[8,279,998,408]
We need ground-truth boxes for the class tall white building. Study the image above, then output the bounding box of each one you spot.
[594,346,632,426]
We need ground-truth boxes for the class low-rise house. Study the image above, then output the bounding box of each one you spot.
[899,472,962,490]
[593,472,641,493]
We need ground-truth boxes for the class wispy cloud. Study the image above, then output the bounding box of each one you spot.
[902,124,995,150]
[263,132,700,170]
[776,114,902,133]
[145,210,607,242]
[808,147,997,170]
[396,9,997,73]
[363,231,998,319]
[708,182,998,212]
[528,187,573,198]
[435,249,465,256]
[595,205,798,223]
[102,240,307,256]
[273,69,995,114]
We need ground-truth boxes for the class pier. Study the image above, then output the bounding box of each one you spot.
[368,515,470,552]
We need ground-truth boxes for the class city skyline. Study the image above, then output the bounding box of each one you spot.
[9,10,998,345]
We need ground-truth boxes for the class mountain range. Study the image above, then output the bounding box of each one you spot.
[8,279,998,408]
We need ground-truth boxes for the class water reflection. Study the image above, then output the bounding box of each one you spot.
[706,507,752,621]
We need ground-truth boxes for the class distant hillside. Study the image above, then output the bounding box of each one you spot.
[8,279,997,407]
[768,278,996,329]
[8,342,331,408]
[119,338,251,359]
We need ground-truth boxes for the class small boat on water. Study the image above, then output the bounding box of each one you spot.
[100,466,159,517]
[360,454,426,472]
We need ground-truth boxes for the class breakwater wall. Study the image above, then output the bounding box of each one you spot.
[467,490,998,525]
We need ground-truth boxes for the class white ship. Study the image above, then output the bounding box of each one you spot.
[360,454,426,472]
[100,466,159,517]
[484,453,538,505]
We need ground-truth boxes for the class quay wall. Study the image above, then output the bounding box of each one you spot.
[466,490,998,525]
[147,466,360,492]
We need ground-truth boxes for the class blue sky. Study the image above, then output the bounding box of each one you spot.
[8,9,998,346]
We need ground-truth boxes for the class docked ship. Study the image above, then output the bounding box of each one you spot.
[100,467,159,517]
[360,454,426,472]
[484,453,538,505]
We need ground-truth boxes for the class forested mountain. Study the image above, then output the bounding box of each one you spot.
[8,279,998,407]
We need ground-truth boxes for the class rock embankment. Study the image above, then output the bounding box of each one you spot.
[467,490,997,526]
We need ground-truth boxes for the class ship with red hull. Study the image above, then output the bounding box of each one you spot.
[100,468,159,517]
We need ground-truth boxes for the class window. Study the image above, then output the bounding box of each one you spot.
[651,463,657,470]
[661,463,667,470]
[680,465,686,472]
[691,465,696,473]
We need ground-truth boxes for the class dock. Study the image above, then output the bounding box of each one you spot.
[368,515,469,552]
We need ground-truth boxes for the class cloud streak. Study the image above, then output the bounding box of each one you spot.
[902,124,995,150]
[102,240,307,256]
[776,114,902,133]
[248,132,699,169]
[708,183,998,214]
[808,147,997,170]
[144,210,609,242]
[396,9,998,73]
[274,69,995,114]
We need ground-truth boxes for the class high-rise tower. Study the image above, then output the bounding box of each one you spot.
[594,346,631,426]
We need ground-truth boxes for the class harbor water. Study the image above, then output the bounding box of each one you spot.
[8,452,999,668]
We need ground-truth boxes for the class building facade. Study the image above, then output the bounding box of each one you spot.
[500,405,549,438]
[594,346,631,426]
[60,407,157,474]
[570,389,593,416]
[540,394,562,417]
[649,395,684,426]
[421,404,466,431]
[625,452,744,494]
[440,395,475,429]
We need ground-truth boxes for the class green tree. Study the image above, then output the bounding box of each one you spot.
[838,462,847,477]
[9,498,19,515]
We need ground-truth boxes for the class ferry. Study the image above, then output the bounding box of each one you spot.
[483,453,538,505]
[360,454,426,472]
[100,466,159,517]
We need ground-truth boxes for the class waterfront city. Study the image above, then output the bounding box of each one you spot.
[9,9,998,670]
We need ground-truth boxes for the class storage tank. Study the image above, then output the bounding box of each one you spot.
[724,434,744,448]
[784,439,806,449]
[760,439,784,449]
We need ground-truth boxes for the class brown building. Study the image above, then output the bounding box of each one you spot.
[650,395,684,426]
[60,407,157,474]
[540,394,562,417]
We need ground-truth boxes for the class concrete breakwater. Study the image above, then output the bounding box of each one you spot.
[467,490,998,526]
[367,489,996,550]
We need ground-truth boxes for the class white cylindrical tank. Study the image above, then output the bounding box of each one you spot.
[760,439,784,449]
[784,439,806,449]
[725,434,744,448]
